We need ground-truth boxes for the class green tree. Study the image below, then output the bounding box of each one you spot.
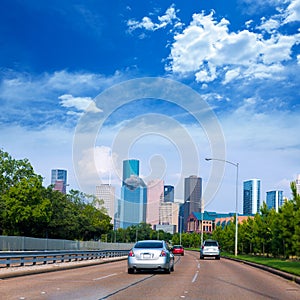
[1,176,51,236]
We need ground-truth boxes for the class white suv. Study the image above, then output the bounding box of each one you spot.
[200,239,220,260]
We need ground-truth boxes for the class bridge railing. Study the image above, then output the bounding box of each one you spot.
[0,249,129,268]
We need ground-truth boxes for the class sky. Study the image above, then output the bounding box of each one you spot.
[1,0,300,213]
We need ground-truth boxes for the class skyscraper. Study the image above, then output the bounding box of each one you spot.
[95,184,115,224]
[183,175,202,231]
[51,169,67,194]
[122,159,139,184]
[119,159,147,228]
[243,179,261,215]
[147,179,164,228]
[164,185,174,202]
[266,190,283,212]
[296,174,300,196]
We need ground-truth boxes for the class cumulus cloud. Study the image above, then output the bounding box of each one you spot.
[166,10,300,83]
[59,94,102,113]
[284,0,300,23]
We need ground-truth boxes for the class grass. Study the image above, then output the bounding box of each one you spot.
[187,248,300,277]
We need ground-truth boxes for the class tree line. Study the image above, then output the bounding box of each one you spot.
[0,149,112,240]
[212,182,300,258]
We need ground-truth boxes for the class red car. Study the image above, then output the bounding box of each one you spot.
[172,245,184,256]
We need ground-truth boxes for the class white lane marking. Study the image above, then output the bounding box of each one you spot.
[93,273,117,281]
[192,271,199,283]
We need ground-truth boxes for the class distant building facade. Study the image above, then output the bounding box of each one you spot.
[243,179,261,215]
[95,184,115,224]
[119,159,147,229]
[146,179,164,228]
[296,174,300,196]
[266,190,283,212]
[183,175,202,231]
[159,201,179,230]
[164,185,174,202]
[187,211,251,234]
[122,159,139,184]
[51,169,67,194]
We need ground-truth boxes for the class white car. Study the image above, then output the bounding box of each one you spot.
[200,239,220,260]
[128,240,175,274]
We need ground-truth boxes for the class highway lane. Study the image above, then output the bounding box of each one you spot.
[0,251,299,300]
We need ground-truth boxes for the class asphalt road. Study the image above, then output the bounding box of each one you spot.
[0,251,299,300]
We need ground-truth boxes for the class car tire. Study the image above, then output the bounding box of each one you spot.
[216,256,220,260]
[200,255,204,259]
[128,268,134,274]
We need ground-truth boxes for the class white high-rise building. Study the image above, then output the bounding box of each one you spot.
[95,184,115,224]
[159,202,179,229]
[296,174,300,196]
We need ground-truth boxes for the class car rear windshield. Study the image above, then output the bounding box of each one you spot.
[204,241,218,246]
[135,242,163,248]
[173,246,182,249]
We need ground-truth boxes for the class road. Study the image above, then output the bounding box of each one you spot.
[0,251,299,300]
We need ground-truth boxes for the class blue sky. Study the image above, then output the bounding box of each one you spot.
[1,0,300,213]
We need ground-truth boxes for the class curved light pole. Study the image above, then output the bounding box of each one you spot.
[205,158,239,256]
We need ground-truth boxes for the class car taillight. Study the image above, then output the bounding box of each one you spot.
[201,245,204,249]
[128,250,135,257]
[160,250,167,257]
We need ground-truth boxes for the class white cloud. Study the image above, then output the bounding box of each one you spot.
[284,0,300,23]
[223,68,241,84]
[59,94,102,113]
[127,4,181,33]
[167,10,300,83]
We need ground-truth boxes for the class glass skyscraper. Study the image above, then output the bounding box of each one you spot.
[183,175,202,231]
[266,190,283,212]
[120,175,147,228]
[243,179,261,215]
[164,185,174,202]
[122,159,139,184]
[119,159,147,229]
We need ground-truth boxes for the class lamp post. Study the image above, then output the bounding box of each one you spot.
[179,216,183,245]
[200,199,204,246]
[205,158,239,256]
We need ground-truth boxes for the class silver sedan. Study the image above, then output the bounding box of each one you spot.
[127,240,175,274]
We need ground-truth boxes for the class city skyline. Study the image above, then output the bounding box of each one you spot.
[1,1,299,214]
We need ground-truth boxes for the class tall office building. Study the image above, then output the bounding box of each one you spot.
[147,179,164,228]
[159,202,179,227]
[51,169,67,194]
[164,185,174,202]
[266,190,283,212]
[119,159,147,228]
[122,159,139,184]
[95,184,115,224]
[183,175,202,231]
[243,179,261,215]
[296,174,300,196]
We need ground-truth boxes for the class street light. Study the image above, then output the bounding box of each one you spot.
[205,158,239,256]
[179,216,183,245]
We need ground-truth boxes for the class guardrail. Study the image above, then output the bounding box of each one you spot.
[0,250,129,268]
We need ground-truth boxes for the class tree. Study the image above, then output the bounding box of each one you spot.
[1,176,51,236]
